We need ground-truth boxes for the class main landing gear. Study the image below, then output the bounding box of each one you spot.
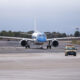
[47,41,52,49]
[25,45,30,49]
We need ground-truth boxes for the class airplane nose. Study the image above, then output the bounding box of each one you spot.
[37,37,46,42]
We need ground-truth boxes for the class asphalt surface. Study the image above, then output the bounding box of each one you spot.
[0,53,80,80]
[0,40,80,80]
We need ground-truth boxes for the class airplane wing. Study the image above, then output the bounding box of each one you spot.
[0,36,33,41]
[0,36,80,41]
[47,37,80,41]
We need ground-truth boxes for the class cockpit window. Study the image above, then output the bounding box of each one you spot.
[38,34,46,37]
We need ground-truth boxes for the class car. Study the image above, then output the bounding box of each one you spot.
[65,45,77,56]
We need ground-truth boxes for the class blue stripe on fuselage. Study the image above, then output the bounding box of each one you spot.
[37,36,47,42]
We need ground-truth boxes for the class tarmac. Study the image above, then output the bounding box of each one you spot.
[0,41,80,80]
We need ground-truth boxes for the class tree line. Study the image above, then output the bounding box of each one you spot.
[0,30,80,38]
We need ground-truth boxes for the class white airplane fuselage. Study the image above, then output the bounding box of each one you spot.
[32,32,47,45]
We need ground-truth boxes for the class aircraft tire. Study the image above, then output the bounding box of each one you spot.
[25,45,30,49]
[47,45,51,49]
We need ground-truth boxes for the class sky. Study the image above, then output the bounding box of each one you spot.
[0,0,80,34]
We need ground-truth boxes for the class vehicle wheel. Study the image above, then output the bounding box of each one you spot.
[74,53,76,56]
[65,53,68,56]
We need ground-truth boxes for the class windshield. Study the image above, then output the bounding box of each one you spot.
[66,47,76,50]
[38,34,46,37]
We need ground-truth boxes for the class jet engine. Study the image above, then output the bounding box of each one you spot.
[20,40,27,47]
[52,40,59,47]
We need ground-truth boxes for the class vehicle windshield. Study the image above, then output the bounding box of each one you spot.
[66,47,76,50]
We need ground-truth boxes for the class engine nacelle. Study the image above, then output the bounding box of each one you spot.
[20,40,27,47]
[52,40,59,47]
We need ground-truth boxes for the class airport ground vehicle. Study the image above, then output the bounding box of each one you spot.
[65,45,77,56]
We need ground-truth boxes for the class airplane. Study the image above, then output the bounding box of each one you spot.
[21,31,59,49]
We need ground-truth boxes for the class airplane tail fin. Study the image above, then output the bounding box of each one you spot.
[34,17,38,32]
